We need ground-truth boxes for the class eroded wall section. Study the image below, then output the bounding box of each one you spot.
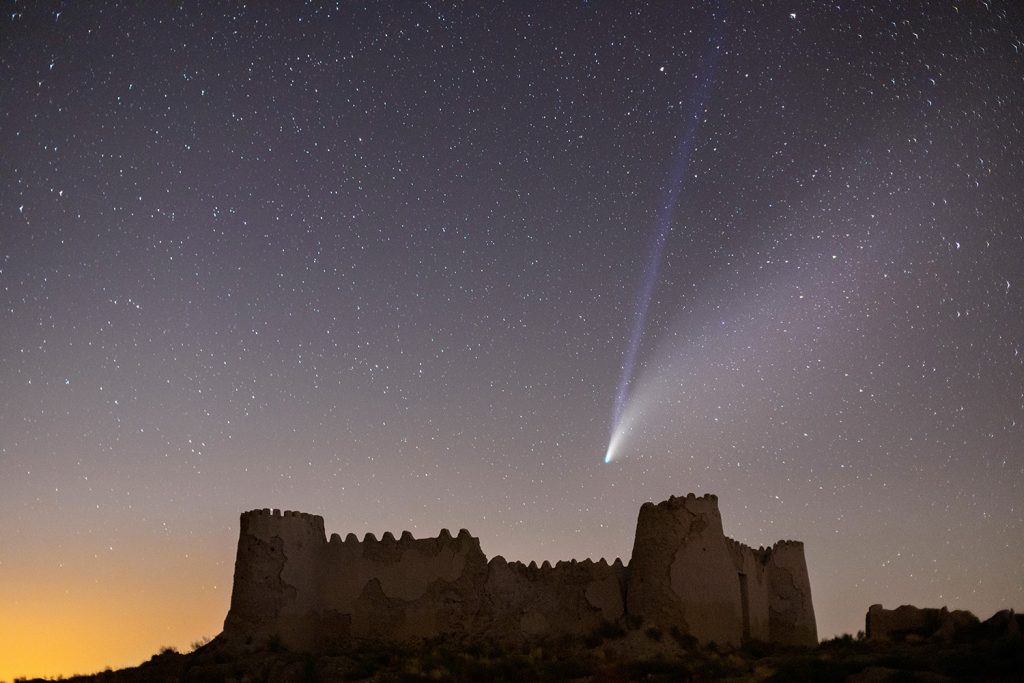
[223,494,816,650]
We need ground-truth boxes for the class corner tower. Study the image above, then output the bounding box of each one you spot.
[627,494,745,645]
[223,509,327,649]
[764,540,817,645]
[625,493,816,646]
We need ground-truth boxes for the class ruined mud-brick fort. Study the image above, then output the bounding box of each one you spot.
[223,493,817,650]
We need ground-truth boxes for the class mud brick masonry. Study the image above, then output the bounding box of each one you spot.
[223,493,817,650]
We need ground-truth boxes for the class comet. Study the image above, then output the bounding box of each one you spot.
[605,6,726,463]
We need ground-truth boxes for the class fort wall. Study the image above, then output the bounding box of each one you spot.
[223,494,816,651]
[866,604,980,642]
[480,556,626,640]
[318,527,488,646]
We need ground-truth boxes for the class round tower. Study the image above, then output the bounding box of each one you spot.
[223,509,327,650]
[766,540,818,646]
[626,494,744,645]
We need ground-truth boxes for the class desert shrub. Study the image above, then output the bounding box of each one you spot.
[645,626,664,642]
[479,655,539,682]
[596,620,626,640]
[818,633,872,658]
[539,656,592,680]
[190,635,212,651]
[670,625,698,649]
[875,648,918,672]
[266,634,285,652]
[935,648,984,679]
[552,632,579,654]
[740,638,776,658]
[344,647,394,680]
[763,655,854,683]
[620,656,690,682]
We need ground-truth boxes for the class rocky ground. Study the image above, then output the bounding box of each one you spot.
[16,619,1024,683]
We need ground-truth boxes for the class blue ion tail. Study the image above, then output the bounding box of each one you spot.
[605,4,726,464]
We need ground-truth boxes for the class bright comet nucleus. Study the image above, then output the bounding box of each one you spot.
[604,420,630,463]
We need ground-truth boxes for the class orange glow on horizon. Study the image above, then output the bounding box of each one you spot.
[0,557,229,682]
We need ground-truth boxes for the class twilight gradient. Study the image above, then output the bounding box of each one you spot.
[2,2,1023,680]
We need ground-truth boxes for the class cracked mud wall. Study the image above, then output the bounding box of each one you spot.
[627,494,745,646]
[222,494,816,651]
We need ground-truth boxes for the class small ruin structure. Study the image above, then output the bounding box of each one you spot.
[865,604,984,642]
[223,493,817,650]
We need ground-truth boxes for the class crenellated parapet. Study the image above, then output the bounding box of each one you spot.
[324,526,480,556]
[723,537,807,563]
[223,493,816,651]
[481,553,626,639]
[235,508,327,564]
[241,508,325,524]
[493,555,626,578]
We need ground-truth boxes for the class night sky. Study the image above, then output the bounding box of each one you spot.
[2,2,1023,679]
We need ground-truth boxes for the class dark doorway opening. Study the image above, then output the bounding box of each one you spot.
[738,572,751,641]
